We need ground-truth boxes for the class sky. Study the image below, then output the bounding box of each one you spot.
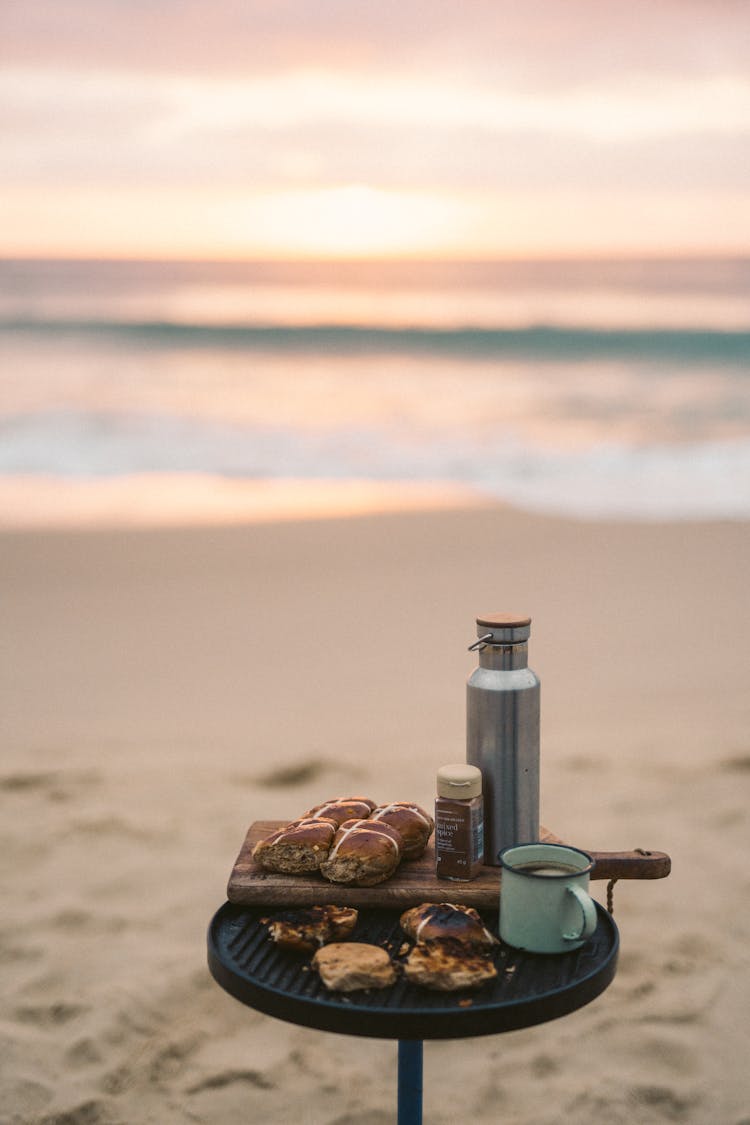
[2,0,749,259]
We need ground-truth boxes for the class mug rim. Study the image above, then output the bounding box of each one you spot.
[498,842,595,878]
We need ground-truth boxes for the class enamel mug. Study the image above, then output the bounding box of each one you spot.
[498,843,598,953]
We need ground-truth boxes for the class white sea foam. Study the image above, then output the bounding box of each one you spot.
[1,407,748,520]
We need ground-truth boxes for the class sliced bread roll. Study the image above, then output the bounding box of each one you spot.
[266,905,358,953]
[403,938,497,991]
[312,943,397,991]
[252,816,338,874]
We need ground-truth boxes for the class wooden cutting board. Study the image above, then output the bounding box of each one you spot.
[226,821,671,909]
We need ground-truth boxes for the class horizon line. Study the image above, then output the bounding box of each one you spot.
[3,250,750,265]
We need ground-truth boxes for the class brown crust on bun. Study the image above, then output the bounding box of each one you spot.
[320,819,403,886]
[370,802,434,859]
[400,903,498,948]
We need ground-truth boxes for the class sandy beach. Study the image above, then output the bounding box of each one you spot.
[1,503,749,1125]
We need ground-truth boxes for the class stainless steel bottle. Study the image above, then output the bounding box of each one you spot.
[466,613,540,865]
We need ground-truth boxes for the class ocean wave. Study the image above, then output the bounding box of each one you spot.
[3,319,750,363]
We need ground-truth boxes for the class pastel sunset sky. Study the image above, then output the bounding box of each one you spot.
[2,0,749,258]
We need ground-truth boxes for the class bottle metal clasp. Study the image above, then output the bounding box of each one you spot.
[468,632,494,652]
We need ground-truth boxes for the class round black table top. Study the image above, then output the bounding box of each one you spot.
[207,901,618,1040]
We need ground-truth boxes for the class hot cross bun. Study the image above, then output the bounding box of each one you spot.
[320,818,403,886]
[252,817,338,874]
[400,902,498,947]
[369,802,434,859]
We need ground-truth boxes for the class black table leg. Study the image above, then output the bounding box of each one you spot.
[397,1039,423,1125]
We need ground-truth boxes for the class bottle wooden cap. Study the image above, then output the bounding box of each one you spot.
[476,613,531,628]
[437,764,483,799]
[473,613,532,646]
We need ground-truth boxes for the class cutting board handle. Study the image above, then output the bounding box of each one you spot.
[589,848,671,880]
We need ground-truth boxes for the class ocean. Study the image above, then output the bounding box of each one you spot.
[1,257,749,523]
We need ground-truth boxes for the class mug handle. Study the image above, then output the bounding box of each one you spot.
[562,885,598,942]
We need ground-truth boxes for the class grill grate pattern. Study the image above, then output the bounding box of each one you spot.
[209,902,618,1039]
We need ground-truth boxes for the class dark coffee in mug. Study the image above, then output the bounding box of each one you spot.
[513,860,580,876]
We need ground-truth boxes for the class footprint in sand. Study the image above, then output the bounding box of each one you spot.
[40,1099,107,1125]
[721,754,750,773]
[0,768,101,803]
[0,770,62,793]
[4,1079,51,1122]
[0,932,43,964]
[65,1038,104,1068]
[50,909,92,931]
[569,1084,698,1123]
[15,1002,88,1028]
[631,1031,698,1075]
[245,756,332,789]
[99,1065,133,1096]
[148,1036,204,1084]
[186,1068,275,1094]
[530,1053,561,1077]
[627,1084,699,1120]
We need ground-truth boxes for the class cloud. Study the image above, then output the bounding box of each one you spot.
[3,0,750,87]
[2,68,748,195]
[2,2,748,256]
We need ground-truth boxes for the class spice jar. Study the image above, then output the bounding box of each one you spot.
[435,764,484,881]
